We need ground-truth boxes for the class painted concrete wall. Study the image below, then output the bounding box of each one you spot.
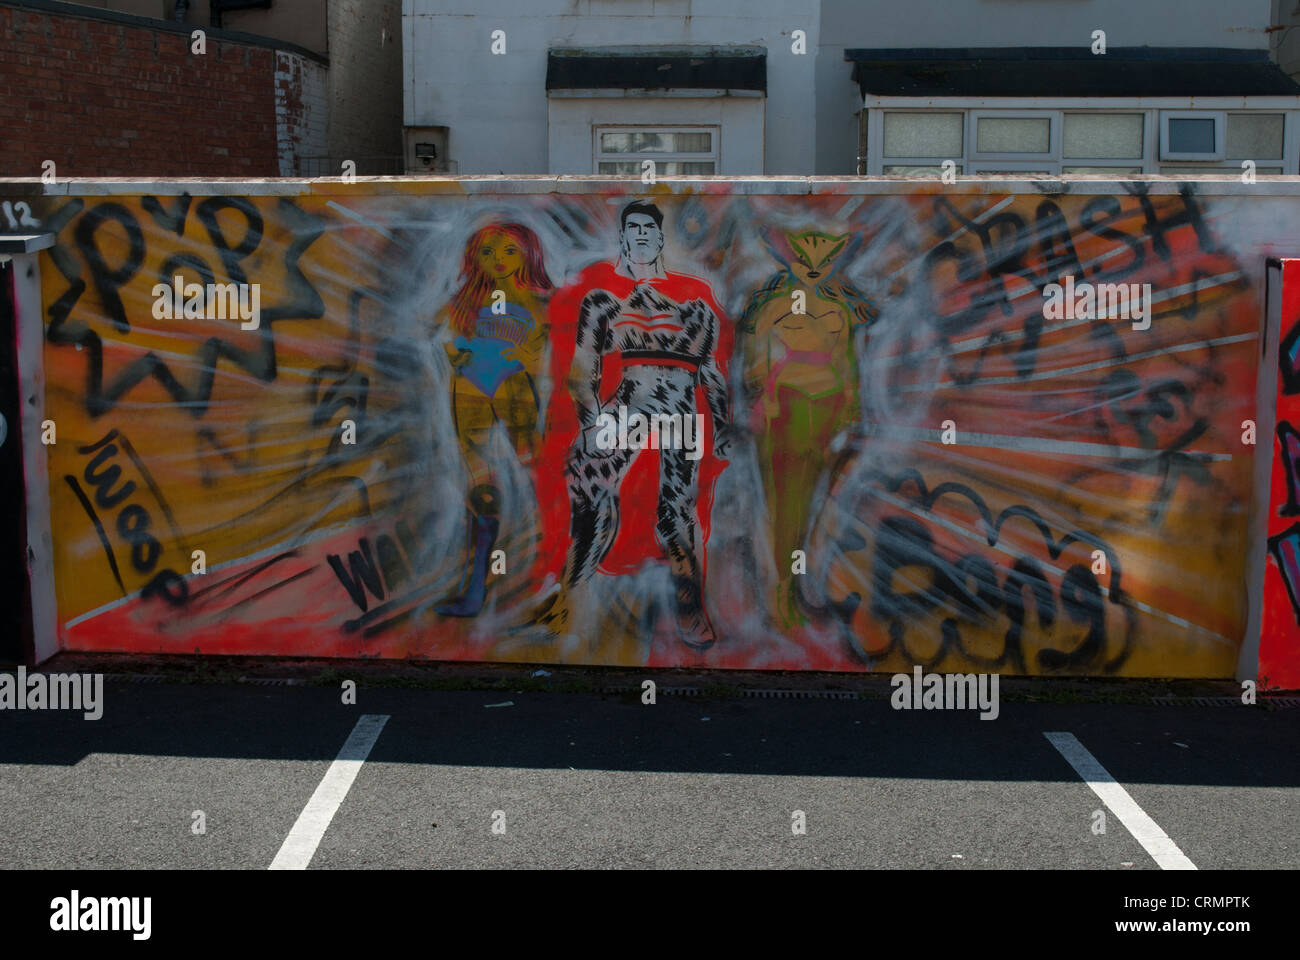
[547,96,765,174]
[814,0,1276,176]
[197,0,328,54]
[4,175,1297,681]
[404,0,819,175]
[405,0,1278,176]
[1271,0,1300,83]
[325,0,404,164]
[821,0,1273,49]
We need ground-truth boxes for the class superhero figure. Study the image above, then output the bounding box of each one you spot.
[435,222,552,617]
[739,227,878,626]
[537,199,734,650]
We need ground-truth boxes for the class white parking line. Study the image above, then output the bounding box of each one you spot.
[1044,731,1196,870]
[270,714,390,870]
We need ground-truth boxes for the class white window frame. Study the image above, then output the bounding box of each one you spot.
[968,110,1059,163]
[860,98,1300,176]
[1159,110,1227,162]
[967,161,1055,175]
[1061,164,1145,175]
[879,162,963,178]
[592,124,720,174]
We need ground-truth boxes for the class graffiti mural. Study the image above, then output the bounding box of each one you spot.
[9,180,1272,676]
[1261,258,1300,690]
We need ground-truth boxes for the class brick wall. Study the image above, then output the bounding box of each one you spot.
[0,4,281,177]
[274,50,327,176]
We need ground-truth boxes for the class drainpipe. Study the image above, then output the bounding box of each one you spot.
[856,106,868,175]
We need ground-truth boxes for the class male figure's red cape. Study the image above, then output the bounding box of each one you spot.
[532,259,733,585]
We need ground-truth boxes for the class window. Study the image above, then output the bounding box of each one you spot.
[975,115,1051,155]
[1226,113,1284,160]
[1062,166,1143,174]
[968,163,1052,176]
[1062,114,1143,160]
[882,164,962,176]
[970,111,1058,162]
[868,104,1298,176]
[594,126,719,174]
[883,113,962,158]
[1160,166,1284,175]
[1160,111,1226,161]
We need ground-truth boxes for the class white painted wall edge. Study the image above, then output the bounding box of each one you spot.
[13,251,58,665]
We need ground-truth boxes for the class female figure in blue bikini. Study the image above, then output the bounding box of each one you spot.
[436,222,553,616]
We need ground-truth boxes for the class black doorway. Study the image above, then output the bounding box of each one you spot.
[0,257,34,666]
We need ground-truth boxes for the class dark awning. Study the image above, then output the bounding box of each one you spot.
[547,45,766,93]
[844,47,1300,98]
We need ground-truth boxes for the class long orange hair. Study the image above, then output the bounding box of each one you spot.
[448,223,553,336]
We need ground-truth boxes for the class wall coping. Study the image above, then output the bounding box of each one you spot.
[2,175,1300,198]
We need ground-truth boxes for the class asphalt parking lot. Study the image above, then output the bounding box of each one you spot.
[1,675,1296,870]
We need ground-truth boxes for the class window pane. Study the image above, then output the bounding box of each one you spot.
[661,161,715,174]
[600,133,633,153]
[668,132,712,153]
[977,117,1050,153]
[1063,114,1143,158]
[1167,118,1216,154]
[1161,165,1282,174]
[882,113,962,158]
[598,160,715,174]
[601,131,666,152]
[1227,114,1283,160]
[635,131,667,152]
[599,130,712,154]
[1062,166,1143,174]
[882,164,960,176]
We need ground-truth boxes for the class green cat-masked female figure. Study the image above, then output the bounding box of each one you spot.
[739,228,878,627]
